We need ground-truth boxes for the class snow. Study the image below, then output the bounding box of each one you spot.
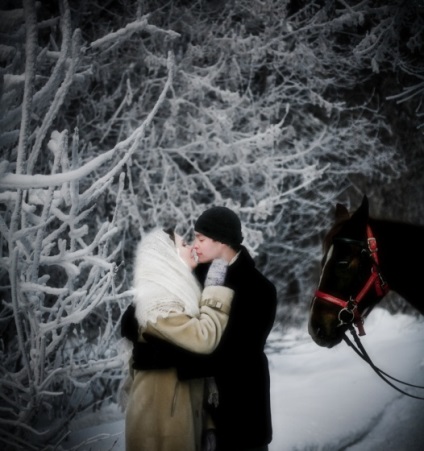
[65,308,424,450]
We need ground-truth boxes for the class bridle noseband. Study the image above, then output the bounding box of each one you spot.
[314,225,389,336]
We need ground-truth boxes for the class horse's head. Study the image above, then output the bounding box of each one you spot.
[308,196,389,348]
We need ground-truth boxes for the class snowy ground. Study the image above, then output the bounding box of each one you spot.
[65,308,424,450]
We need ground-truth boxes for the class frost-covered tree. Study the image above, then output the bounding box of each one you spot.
[0,1,179,448]
[0,0,422,448]
[284,0,424,221]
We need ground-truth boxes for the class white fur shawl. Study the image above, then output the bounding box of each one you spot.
[132,228,201,327]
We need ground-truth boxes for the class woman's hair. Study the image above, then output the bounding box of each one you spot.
[163,227,175,243]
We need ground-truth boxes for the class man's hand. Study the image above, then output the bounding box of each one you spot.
[204,259,228,287]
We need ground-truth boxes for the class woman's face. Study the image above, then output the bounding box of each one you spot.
[175,234,198,270]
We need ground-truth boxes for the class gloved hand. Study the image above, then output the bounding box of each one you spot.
[202,429,217,451]
[204,259,228,287]
[121,305,139,342]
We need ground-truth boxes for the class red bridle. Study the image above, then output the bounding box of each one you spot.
[314,225,389,336]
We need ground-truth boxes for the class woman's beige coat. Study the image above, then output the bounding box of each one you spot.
[125,285,234,451]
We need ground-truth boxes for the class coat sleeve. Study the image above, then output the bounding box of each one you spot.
[141,285,234,354]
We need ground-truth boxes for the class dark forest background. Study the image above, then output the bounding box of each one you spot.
[0,0,423,448]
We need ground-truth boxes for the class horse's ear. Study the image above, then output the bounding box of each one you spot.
[351,195,369,223]
[359,195,369,217]
[335,203,350,221]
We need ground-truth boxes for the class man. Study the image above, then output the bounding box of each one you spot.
[129,207,277,451]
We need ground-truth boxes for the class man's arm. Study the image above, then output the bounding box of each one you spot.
[132,334,214,379]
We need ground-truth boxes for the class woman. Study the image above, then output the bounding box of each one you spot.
[122,228,233,451]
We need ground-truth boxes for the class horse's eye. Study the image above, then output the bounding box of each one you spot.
[337,260,350,270]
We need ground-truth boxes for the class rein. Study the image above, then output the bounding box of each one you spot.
[343,326,424,400]
[315,225,389,336]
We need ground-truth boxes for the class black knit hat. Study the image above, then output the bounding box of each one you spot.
[195,206,243,246]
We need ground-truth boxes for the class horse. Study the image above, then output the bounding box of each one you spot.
[308,195,424,348]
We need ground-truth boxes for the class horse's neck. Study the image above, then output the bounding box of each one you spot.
[370,218,424,312]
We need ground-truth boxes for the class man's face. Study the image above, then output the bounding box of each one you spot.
[193,232,225,263]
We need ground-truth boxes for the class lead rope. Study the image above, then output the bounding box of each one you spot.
[342,326,424,400]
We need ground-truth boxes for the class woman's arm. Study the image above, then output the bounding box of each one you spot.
[142,285,234,354]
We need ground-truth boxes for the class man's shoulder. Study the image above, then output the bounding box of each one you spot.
[255,269,277,294]
[233,251,276,291]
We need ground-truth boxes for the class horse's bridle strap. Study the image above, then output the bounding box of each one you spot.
[314,290,348,308]
[355,271,380,303]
